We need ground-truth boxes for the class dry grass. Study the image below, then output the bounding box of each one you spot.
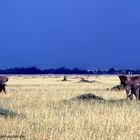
[0,75,140,140]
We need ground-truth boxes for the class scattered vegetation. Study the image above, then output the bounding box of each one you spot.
[0,75,139,140]
[111,84,124,91]
[0,108,17,118]
[78,78,97,83]
[74,93,104,101]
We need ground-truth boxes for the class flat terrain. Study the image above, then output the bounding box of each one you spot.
[0,75,140,140]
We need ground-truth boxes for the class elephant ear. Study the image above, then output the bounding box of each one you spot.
[3,77,8,83]
[133,82,140,89]
[131,76,140,81]
[118,75,127,87]
[0,77,3,84]
[0,76,8,84]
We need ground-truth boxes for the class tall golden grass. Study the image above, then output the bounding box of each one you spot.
[0,75,140,140]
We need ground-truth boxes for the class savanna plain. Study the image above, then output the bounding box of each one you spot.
[0,75,140,140]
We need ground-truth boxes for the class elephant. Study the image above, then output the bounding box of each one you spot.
[118,75,140,100]
[0,76,8,93]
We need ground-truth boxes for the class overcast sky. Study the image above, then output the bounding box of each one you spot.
[0,0,140,69]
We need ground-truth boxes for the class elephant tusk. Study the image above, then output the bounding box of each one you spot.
[128,90,131,96]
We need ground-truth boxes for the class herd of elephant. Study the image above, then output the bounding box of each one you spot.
[0,75,140,101]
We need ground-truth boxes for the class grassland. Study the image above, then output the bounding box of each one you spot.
[0,75,140,140]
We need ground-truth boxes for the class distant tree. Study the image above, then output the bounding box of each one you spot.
[108,68,116,74]
[62,76,67,81]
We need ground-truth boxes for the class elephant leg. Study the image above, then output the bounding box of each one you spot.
[138,88,140,100]
[132,92,137,100]
[129,94,133,100]
[0,85,2,93]
[126,95,128,101]
[135,88,140,101]
[133,94,137,100]
[126,94,132,101]
[2,85,6,94]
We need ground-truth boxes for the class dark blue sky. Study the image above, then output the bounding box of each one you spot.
[0,0,140,69]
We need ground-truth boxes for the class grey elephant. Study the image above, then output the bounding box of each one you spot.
[0,76,8,93]
[119,75,140,100]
